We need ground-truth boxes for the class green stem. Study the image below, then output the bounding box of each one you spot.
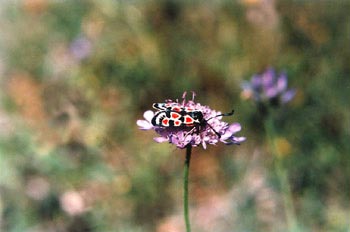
[184,145,192,232]
[265,116,298,232]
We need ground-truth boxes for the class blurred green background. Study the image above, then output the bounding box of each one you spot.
[0,1,350,231]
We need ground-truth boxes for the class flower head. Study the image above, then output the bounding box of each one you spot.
[137,92,245,149]
[241,68,296,106]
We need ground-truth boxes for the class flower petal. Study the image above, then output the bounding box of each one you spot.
[223,136,246,145]
[221,123,244,143]
[265,86,278,98]
[262,68,275,87]
[143,110,154,122]
[234,136,246,143]
[154,137,169,143]
[227,123,242,134]
[137,120,153,130]
[174,133,193,149]
[251,75,261,89]
[276,73,287,92]
[281,89,296,104]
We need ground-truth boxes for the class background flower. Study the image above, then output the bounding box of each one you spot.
[241,67,296,106]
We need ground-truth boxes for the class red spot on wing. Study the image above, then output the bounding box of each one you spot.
[174,120,181,126]
[172,107,181,112]
[184,116,194,124]
[170,112,181,119]
[162,118,169,126]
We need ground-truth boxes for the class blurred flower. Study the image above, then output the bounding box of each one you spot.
[137,92,245,149]
[60,190,87,216]
[0,110,14,135]
[274,137,292,157]
[25,176,50,201]
[244,0,278,29]
[22,0,48,14]
[70,36,92,60]
[241,67,296,106]
[157,216,183,232]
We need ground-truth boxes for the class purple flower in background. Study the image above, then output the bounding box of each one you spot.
[137,92,245,149]
[241,68,296,105]
[70,36,92,60]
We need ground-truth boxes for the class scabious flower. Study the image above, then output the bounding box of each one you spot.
[241,67,296,106]
[137,92,246,149]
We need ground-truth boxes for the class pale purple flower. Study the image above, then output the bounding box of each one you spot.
[241,68,296,105]
[137,92,246,149]
[70,36,92,60]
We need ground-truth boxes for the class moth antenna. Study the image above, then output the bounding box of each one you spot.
[206,123,222,138]
[207,109,234,122]
[205,109,234,138]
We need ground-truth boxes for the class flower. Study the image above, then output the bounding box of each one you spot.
[241,67,296,105]
[60,190,87,216]
[137,92,245,149]
[70,36,92,60]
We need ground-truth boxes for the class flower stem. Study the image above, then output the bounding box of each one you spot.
[264,116,299,232]
[184,145,192,232]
